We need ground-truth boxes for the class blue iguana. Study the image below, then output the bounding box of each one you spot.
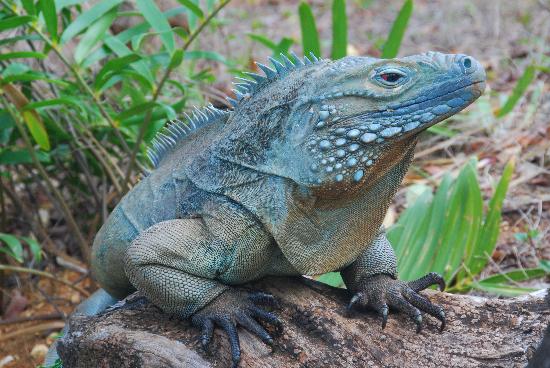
[46,51,486,367]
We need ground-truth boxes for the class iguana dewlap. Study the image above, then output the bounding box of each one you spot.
[46,52,486,367]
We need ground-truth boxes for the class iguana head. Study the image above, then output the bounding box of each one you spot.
[218,52,485,197]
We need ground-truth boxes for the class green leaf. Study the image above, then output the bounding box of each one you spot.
[298,2,320,57]
[0,16,34,32]
[0,233,24,263]
[539,260,550,273]
[381,0,413,58]
[248,34,277,50]
[469,160,514,275]
[135,0,175,54]
[94,53,142,90]
[331,0,347,60]
[479,268,547,284]
[168,49,184,69]
[22,110,50,150]
[60,0,123,44]
[40,0,58,41]
[473,282,538,297]
[103,36,154,83]
[74,8,117,64]
[317,272,345,288]
[176,0,204,18]
[0,52,46,61]
[24,97,82,110]
[22,0,36,16]
[184,50,228,64]
[115,101,158,121]
[21,236,42,262]
[495,65,536,117]
[0,149,51,165]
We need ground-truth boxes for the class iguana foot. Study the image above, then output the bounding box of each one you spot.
[347,272,446,333]
[191,289,281,367]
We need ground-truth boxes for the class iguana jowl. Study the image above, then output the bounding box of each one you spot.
[47,51,486,366]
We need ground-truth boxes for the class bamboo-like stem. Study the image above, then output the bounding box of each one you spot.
[0,265,90,297]
[121,0,232,190]
[0,96,91,264]
[0,0,132,160]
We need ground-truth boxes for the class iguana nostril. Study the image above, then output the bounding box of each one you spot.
[463,57,472,69]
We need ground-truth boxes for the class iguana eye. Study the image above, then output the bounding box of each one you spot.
[375,68,407,87]
[380,73,402,83]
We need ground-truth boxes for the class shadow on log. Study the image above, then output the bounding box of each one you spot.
[57,277,549,368]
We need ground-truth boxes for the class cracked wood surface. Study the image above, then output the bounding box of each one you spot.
[57,277,549,368]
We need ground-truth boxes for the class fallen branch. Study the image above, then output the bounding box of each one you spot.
[57,277,549,368]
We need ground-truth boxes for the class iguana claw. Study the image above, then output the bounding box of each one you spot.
[191,289,281,367]
[347,272,446,332]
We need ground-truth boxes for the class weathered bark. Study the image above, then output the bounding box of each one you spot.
[57,277,549,368]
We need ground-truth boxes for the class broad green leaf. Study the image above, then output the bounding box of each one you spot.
[540,260,550,273]
[22,110,50,150]
[60,0,123,44]
[470,160,514,275]
[298,2,320,57]
[74,8,117,64]
[0,16,34,32]
[495,65,536,117]
[0,51,46,61]
[479,268,547,284]
[176,0,204,18]
[135,0,175,53]
[0,233,24,262]
[0,149,51,165]
[381,0,413,58]
[0,34,42,47]
[40,0,58,41]
[473,282,538,297]
[331,0,347,60]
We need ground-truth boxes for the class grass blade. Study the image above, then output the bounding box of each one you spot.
[60,0,123,44]
[495,65,536,117]
[381,0,413,58]
[40,0,58,42]
[74,8,117,64]
[298,2,321,57]
[331,0,347,60]
[176,0,204,18]
[136,0,175,54]
[0,16,34,32]
[469,160,514,276]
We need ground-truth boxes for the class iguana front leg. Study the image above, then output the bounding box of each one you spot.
[124,217,281,367]
[341,228,446,332]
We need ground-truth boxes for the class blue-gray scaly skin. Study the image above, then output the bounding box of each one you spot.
[46,52,486,367]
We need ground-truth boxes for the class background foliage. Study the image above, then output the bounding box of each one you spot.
[0,1,548,363]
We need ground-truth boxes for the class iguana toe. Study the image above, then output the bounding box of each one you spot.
[191,289,281,367]
[347,273,445,332]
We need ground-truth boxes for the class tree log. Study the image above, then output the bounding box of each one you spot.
[57,277,549,368]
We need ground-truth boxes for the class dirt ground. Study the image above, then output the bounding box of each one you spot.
[1,0,549,367]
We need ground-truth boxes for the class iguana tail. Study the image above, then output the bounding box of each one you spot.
[43,289,118,367]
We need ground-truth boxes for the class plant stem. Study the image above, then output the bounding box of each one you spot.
[1,96,91,264]
[0,0,132,160]
[0,265,90,297]
[121,0,232,190]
